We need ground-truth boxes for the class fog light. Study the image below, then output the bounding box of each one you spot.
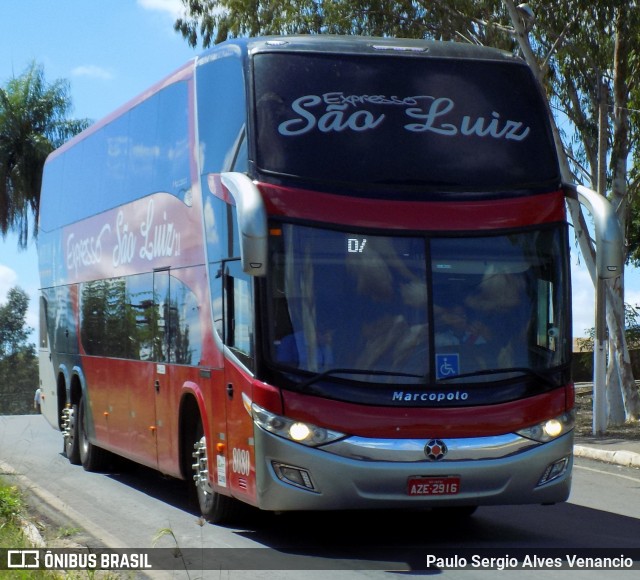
[537,456,570,486]
[272,462,316,491]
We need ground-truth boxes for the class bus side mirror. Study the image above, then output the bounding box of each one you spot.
[221,172,268,277]
[564,183,623,280]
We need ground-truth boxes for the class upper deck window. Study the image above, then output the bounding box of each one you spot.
[39,80,190,233]
[253,52,560,194]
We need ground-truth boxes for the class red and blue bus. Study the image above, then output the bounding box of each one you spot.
[38,35,621,522]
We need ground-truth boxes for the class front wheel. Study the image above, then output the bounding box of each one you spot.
[191,424,240,524]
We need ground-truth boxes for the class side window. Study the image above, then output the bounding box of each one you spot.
[196,54,246,175]
[231,132,248,173]
[80,278,126,358]
[223,260,254,370]
[169,274,203,365]
[127,274,155,361]
[535,278,556,351]
[42,80,190,233]
[154,270,170,363]
[155,83,190,200]
[78,271,203,364]
[81,274,155,360]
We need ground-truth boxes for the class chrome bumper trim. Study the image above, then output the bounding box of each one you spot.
[322,432,539,462]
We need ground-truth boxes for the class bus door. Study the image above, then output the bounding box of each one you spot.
[221,259,257,502]
[128,268,175,469]
[151,268,174,469]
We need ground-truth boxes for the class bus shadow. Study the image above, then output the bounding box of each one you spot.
[228,502,640,571]
[100,462,640,570]
[99,461,201,516]
[239,501,640,548]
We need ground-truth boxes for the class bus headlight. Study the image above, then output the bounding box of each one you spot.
[251,402,345,447]
[516,410,575,443]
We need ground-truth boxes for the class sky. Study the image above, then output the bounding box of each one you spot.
[0,0,637,342]
[0,0,197,337]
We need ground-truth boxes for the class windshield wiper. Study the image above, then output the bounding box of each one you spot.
[298,368,423,390]
[437,366,561,386]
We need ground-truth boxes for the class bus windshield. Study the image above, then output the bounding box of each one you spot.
[253,52,559,193]
[267,223,569,388]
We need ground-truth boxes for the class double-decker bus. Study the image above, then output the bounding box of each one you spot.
[37,35,621,523]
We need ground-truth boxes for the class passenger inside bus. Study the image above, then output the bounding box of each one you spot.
[433,303,490,347]
[275,326,334,370]
[344,237,429,376]
[465,269,530,369]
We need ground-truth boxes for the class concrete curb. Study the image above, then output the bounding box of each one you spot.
[574,445,640,469]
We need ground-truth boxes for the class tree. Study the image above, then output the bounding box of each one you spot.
[0,287,38,415]
[174,1,517,48]
[502,1,640,425]
[173,0,640,425]
[0,61,89,247]
[0,287,31,358]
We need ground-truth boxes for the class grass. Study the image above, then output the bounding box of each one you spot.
[0,481,58,579]
[0,477,127,579]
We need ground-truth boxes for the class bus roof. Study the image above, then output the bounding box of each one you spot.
[47,36,522,164]
[199,35,521,64]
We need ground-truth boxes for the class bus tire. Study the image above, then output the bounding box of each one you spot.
[64,404,81,465]
[192,425,238,524]
[78,395,109,472]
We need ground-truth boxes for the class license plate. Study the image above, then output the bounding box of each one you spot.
[407,476,461,496]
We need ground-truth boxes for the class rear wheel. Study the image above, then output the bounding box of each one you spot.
[78,395,109,471]
[191,421,240,524]
[64,404,81,465]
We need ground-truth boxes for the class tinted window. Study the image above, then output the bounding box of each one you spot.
[80,271,202,364]
[40,81,190,232]
[222,260,254,370]
[253,53,559,193]
[266,223,569,391]
[196,55,247,174]
[40,287,78,355]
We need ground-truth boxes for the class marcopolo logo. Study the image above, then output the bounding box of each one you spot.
[392,390,469,403]
[424,439,448,461]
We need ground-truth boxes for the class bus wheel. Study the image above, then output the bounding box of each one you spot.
[78,396,108,472]
[192,428,238,524]
[63,404,81,465]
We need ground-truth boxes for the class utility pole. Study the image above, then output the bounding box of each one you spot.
[593,76,608,435]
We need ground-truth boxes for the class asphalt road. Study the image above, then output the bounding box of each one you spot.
[1,414,640,579]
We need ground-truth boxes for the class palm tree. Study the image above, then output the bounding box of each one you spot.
[0,61,89,247]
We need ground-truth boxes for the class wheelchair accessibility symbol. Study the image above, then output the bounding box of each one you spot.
[436,353,460,380]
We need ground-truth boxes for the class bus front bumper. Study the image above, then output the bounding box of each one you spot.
[253,429,573,512]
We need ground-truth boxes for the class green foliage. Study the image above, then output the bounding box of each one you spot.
[0,61,90,247]
[0,287,32,358]
[0,478,109,579]
[0,287,38,414]
[0,483,22,524]
[173,1,640,267]
[577,302,640,351]
[174,0,515,49]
